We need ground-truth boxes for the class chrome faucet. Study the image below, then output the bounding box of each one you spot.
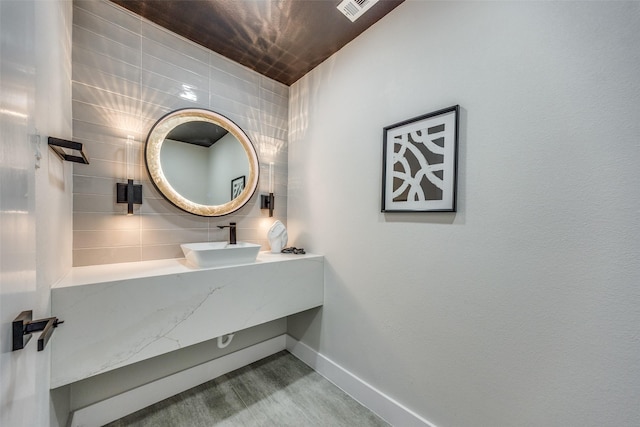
[217,222,237,244]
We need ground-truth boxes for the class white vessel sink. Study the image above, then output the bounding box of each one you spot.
[181,241,261,268]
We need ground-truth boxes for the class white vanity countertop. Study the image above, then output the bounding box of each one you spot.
[54,252,322,289]
[51,251,324,387]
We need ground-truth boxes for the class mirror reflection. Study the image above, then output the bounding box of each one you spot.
[161,121,249,205]
[145,108,259,217]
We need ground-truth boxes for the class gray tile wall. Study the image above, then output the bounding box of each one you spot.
[72,0,288,266]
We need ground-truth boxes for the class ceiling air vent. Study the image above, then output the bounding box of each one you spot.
[337,0,380,22]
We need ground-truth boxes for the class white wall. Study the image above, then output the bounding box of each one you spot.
[0,1,73,426]
[209,133,251,205]
[161,139,210,204]
[287,2,640,426]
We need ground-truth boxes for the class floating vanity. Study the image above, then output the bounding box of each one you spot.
[51,252,323,389]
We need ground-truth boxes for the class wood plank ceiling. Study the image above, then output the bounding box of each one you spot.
[110,0,404,86]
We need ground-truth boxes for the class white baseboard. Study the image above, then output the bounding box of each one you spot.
[70,334,435,427]
[286,335,437,427]
[69,335,287,427]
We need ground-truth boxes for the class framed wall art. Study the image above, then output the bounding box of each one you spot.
[381,105,460,212]
[231,175,246,200]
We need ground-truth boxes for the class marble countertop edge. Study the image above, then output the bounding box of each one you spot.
[55,252,323,289]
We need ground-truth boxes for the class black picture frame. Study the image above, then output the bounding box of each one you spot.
[231,175,246,200]
[381,105,460,212]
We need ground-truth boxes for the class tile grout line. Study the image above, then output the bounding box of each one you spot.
[228,380,260,424]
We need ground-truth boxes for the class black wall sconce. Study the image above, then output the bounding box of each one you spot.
[117,179,142,215]
[261,193,274,217]
[260,162,274,217]
[116,136,142,215]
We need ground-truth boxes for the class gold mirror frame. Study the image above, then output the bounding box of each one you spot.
[145,108,259,216]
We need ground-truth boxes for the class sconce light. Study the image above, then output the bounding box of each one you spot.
[116,136,142,215]
[260,162,274,217]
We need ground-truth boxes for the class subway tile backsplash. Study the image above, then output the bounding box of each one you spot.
[72,0,289,266]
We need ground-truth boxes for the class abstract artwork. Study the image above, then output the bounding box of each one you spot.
[382,105,459,212]
[231,175,245,200]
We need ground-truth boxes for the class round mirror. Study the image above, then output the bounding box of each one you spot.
[145,108,259,216]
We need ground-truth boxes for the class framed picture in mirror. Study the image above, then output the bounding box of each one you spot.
[231,175,246,200]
